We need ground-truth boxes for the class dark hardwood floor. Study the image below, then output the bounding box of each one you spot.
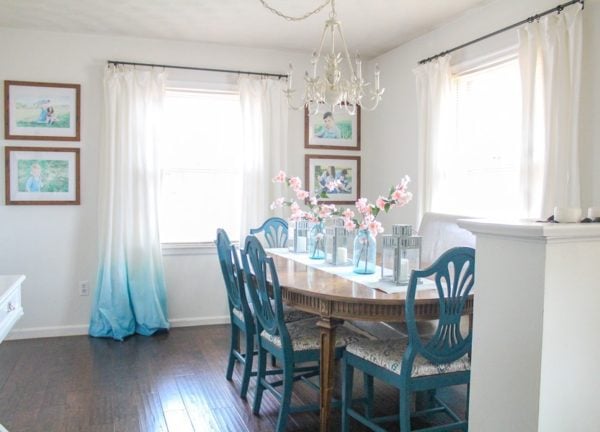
[0,325,466,431]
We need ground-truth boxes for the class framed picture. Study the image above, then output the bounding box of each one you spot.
[4,81,81,141]
[5,146,80,205]
[305,154,360,204]
[305,105,360,150]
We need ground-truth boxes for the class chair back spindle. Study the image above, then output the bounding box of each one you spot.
[249,217,289,248]
[405,247,475,366]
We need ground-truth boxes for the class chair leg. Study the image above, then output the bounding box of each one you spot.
[363,372,374,419]
[252,346,267,415]
[399,387,411,432]
[240,329,254,399]
[275,361,294,432]
[226,325,239,381]
[341,359,354,432]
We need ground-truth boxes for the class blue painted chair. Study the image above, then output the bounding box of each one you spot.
[216,228,256,399]
[241,235,364,432]
[341,247,475,432]
[249,217,288,248]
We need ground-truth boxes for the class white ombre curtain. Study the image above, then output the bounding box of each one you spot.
[89,66,169,341]
[239,77,288,238]
[414,56,454,224]
[518,5,583,218]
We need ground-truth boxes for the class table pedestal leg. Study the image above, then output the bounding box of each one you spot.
[317,317,342,432]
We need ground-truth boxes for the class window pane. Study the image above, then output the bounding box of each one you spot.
[159,90,242,243]
[434,58,523,218]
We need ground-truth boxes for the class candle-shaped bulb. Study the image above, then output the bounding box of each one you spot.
[355,52,362,80]
[374,63,381,89]
[287,63,293,90]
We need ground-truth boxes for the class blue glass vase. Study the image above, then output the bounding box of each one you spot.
[308,222,326,259]
[353,229,376,274]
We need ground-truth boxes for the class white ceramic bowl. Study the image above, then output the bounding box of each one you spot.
[553,207,582,223]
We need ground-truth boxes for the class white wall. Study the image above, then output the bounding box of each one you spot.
[363,0,600,228]
[0,27,328,338]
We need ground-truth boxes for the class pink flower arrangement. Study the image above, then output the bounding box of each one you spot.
[343,175,413,237]
[271,171,341,222]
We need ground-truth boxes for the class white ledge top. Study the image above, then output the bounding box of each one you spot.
[457,218,600,240]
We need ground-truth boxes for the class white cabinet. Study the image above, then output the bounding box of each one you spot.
[0,275,24,344]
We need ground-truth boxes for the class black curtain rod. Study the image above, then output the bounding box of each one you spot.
[418,0,584,65]
[106,60,287,79]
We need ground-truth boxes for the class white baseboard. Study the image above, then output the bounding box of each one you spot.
[6,324,89,340]
[5,315,231,341]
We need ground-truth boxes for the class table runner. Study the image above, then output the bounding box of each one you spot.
[267,248,434,294]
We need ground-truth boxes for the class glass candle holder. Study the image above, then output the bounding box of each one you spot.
[381,224,421,285]
[324,218,353,266]
[290,220,309,253]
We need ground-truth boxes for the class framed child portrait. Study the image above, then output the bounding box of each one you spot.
[304,105,361,150]
[5,146,81,205]
[305,154,361,204]
[4,80,81,141]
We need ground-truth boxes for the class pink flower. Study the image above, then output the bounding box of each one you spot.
[270,197,285,210]
[296,189,309,200]
[376,196,387,211]
[368,220,384,237]
[309,196,318,206]
[342,208,355,219]
[273,170,286,183]
[356,198,372,215]
[318,204,336,219]
[344,218,357,231]
[289,176,302,191]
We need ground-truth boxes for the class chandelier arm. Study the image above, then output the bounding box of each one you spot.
[356,92,384,111]
[259,0,332,22]
[283,90,309,111]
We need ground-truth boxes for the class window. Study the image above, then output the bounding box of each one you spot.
[433,57,535,218]
[159,87,243,244]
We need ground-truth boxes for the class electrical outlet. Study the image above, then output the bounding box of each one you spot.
[79,281,90,296]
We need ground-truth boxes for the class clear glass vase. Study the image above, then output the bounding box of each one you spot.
[308,222,326,259]
[353,229,377,274]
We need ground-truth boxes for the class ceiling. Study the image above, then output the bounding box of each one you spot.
[0,0,489,58]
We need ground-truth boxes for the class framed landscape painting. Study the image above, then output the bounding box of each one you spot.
[305,154,360,204]
[5,146,80,205]
[4,81,81,141]
[305,105,360,150]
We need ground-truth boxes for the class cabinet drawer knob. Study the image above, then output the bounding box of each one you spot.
[7,302,16,312]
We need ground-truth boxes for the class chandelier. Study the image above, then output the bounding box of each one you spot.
[260,0,384,115]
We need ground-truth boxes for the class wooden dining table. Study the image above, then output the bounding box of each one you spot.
[268,251,474,432]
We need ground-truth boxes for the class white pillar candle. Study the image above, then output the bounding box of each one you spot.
[336,247,348,265]
[588,207,600,219]
[553,207,582,223]
[399,258,409,283]
[296,236,307,253]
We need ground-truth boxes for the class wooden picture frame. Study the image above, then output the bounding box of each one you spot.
[305,154,360,204]
[304,105,361,150]
[4,80,81,141]
[5,146,81,205]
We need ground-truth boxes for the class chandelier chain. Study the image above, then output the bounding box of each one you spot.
[259,0,332,22]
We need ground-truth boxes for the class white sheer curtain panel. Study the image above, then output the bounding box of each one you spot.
[239,77,288,238]
[518,5,583,217]
[89,65,169,341]
[414,57,454,224]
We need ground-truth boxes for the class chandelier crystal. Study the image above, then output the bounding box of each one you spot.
[260,0,384,115]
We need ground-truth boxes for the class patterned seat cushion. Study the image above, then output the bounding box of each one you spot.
[232,302,314,323]
[261,318,364,352]
[346,339,470,377]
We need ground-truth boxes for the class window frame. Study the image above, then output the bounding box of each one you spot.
[159,81,243,251]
